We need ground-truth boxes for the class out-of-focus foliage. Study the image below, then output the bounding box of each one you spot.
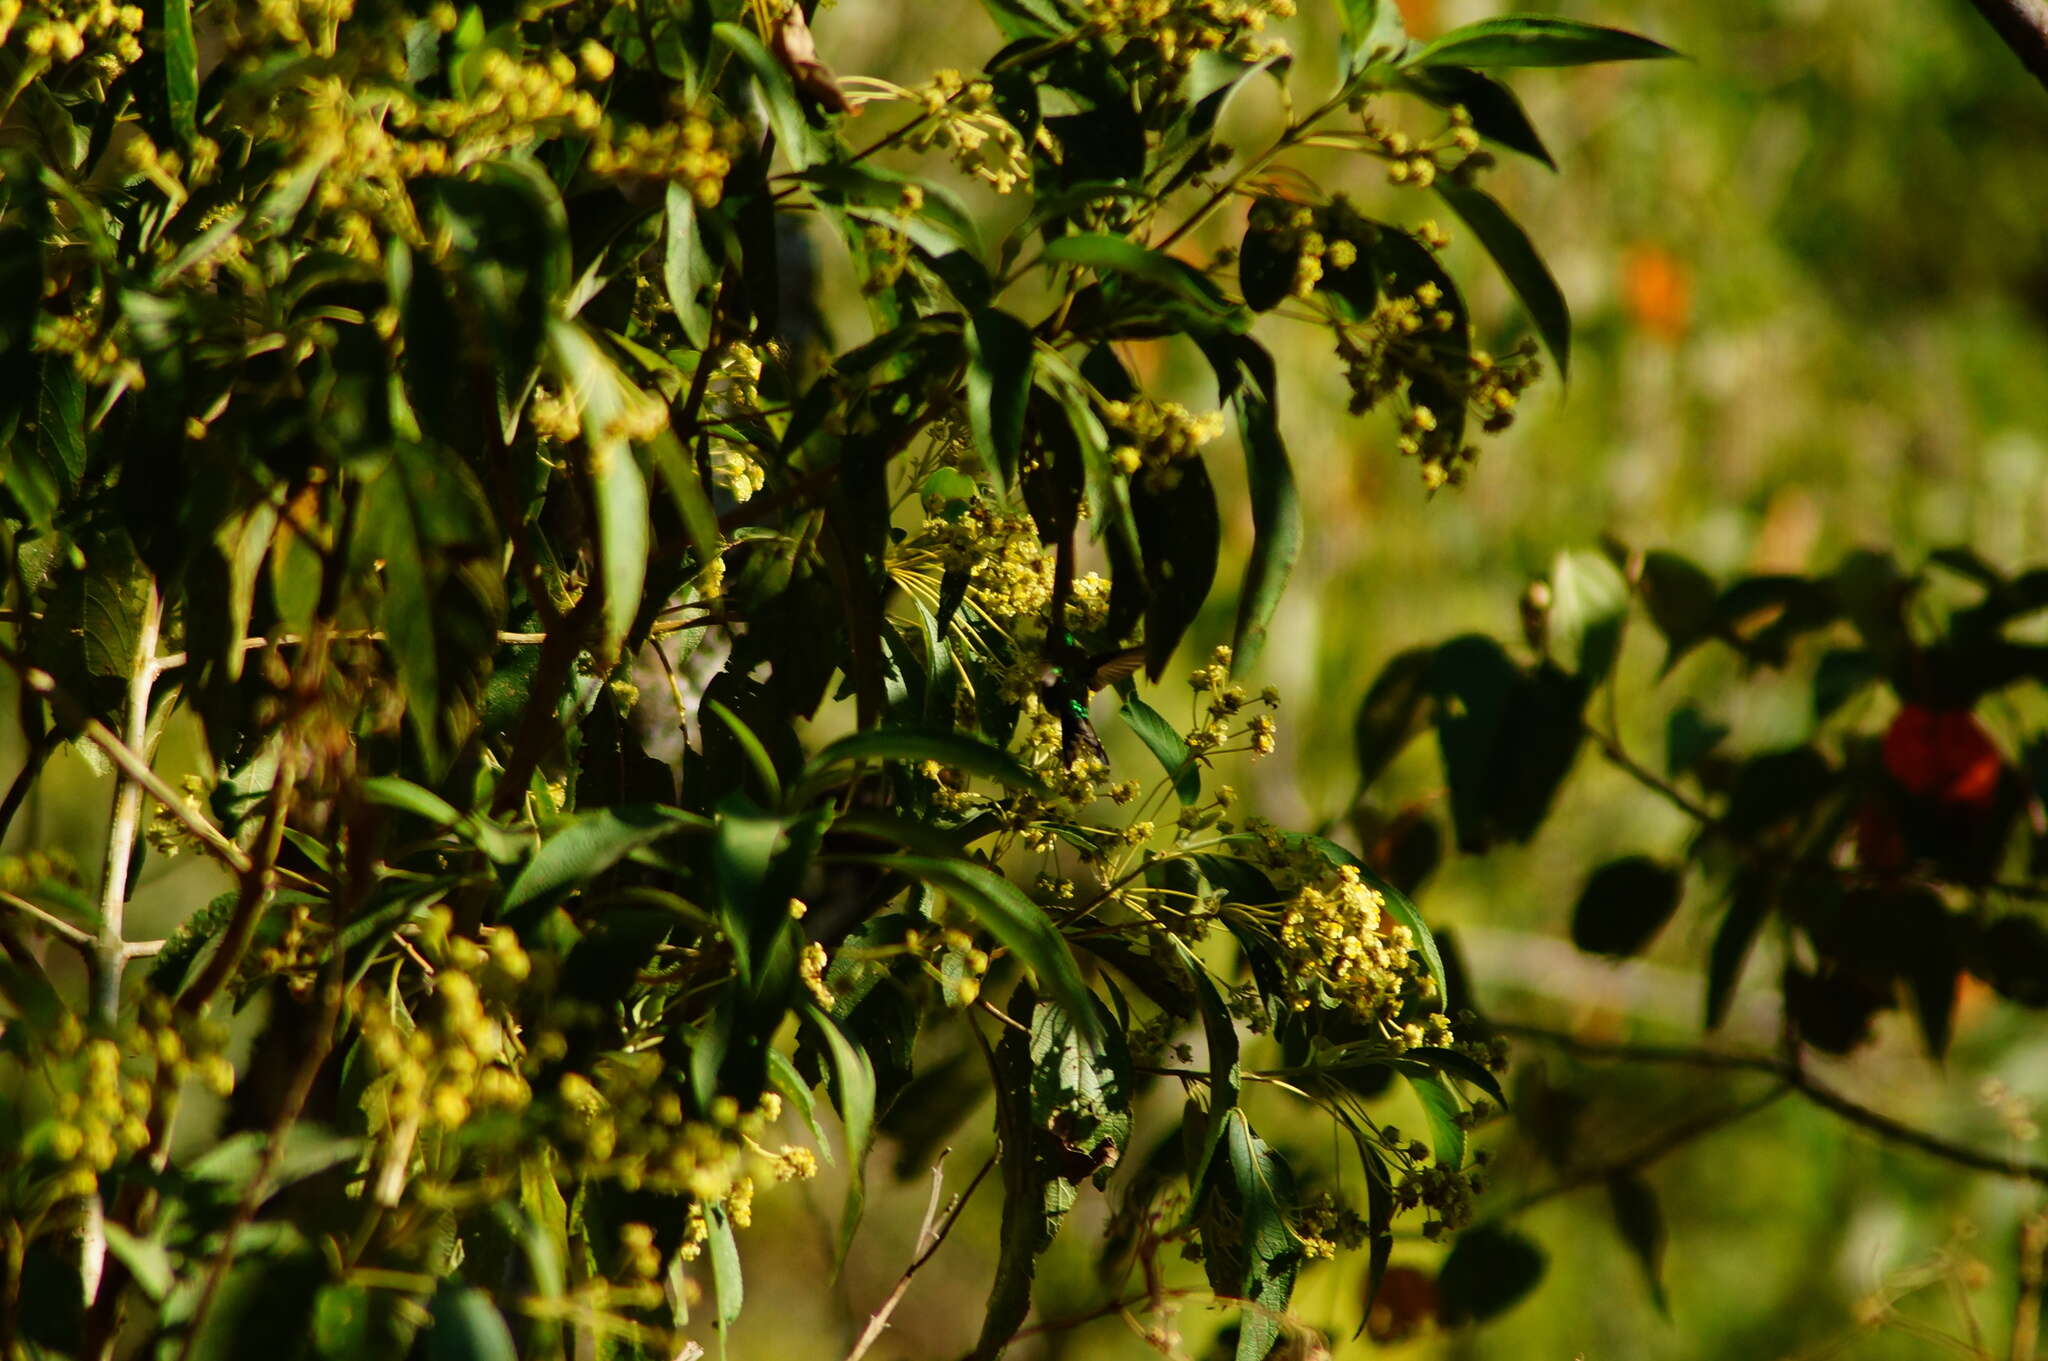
[0,0,1691,1354]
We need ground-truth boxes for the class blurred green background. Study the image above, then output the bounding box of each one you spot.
[745,0,2048,1356]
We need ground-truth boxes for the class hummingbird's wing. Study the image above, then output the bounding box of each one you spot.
[1086,646,1147,692]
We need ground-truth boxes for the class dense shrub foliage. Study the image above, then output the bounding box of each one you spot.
[0,0,1684,1354]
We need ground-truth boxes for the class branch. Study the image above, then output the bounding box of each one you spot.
[0,642,251,877]
[1501,1023,2048,1187]
[841,1151,997,1361]
[0,889,92,950]
[1964,0,2048,92]
[1501,1086,1791,1216]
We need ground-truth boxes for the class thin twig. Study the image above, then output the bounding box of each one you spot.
[1501,1085,1791,1216]
[0,889,92,949]
[841,1152,997,1361]
[1502,1023,2048,1187]
[0,643,250,876]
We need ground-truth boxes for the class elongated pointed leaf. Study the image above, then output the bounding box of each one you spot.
[966,307,1034,487]
[1606,1172,1669,1315]
[1405,1071,1466,1171]
[1436,183,1570,379]
[1411,17,1678,69]
[862,855,1097,1041]
[503,805,709,925]
[548,321,649,658]
[1215,1112,1303,1361]
[1435,1222,1545,1325]
[664,182,718,348]
[1118,694,1199,803]
[1339,0,1408,76]
[1040,234,1245,328]
[1228,345,1298,673]
[1401,66,1553,168]
[1354,647,1437,793]
[163,0,199,141]
[427,1285,517,1361]
[805,727,1039,792]
[804,1006,875,1267]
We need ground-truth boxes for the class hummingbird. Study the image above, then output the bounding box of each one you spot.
[1039,632,1145,769]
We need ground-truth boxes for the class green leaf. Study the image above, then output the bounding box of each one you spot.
[1704,872,1773,1030]
[1814,648,1881,721]
[708,1202,743,1350]
[1435,1222,1545,1325]
[102,1222,173,1302]
[1213,1112,1303,1361]
[162,0,199,141]
[1040,234,1245,327]
[189,1126,364,1200]
[1400,66,1553,168]
[1571,856,1683,958]
[705,699,785,806]
[1405,1046,1507,1108]
[804,1006,876,1267]
[804,726,1039,793]
[1605,1172,1669,1315]
[1410,17,1678,69]
[427,1285,518,1361]
[1405,1071,1466,1171]
[502,806,709,926]
[362,445,504,776]
[1665,705,1729,777]
[1428,635,1518,851]
[1174,936,1240,1212]
[664,182,719,349]
[766,1046,831,1163]
[548,320,650,658]
[863,856,1098,1043]
[966,307,1034,487]
[359,777,524,862]
[1354,646,1437,793]
[1436,183,1570,379]
[1117,694,1199,804]
[712,21,821,171]
[1640,550,1719,670]
[977,991,1133,1357]
[1339,0,1408,75]
[1131,453,1222,679]
[1226,344,1299,673]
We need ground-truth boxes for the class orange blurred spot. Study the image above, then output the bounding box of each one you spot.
[1395,0,1437,37]
[1883,706,2004,810]
[1623,245,1691,344]
[1368,1266,1437,1343]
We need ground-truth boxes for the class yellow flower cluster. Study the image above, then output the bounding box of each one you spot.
[1293,1191,1369,1259]
[586,116,734,206]
[1186,645,1278,755]
[20,1003,234,1200]
[0,0,143,65]
[1273,863,1420,1023]
[357,945,535,1147]
[1080,0,1296,75]
[1104,398,1225,492]
[902,70,1033,193]
[909,501,1055,625]
[551,1057,778,1200]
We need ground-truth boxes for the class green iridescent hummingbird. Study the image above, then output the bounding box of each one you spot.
[1040,632,1145,769]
